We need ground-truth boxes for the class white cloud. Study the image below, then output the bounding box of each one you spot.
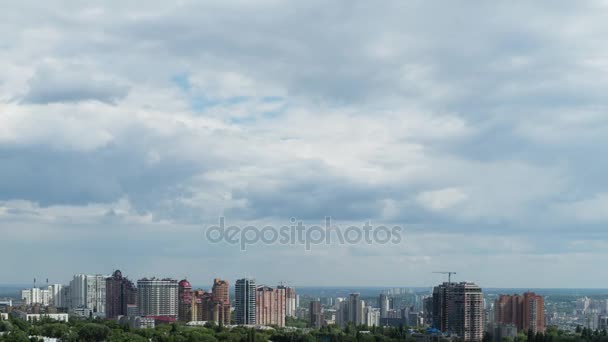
[417,188,468,211]
[1,0,608,286]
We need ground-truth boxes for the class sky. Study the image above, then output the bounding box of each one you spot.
[2,1,608,288]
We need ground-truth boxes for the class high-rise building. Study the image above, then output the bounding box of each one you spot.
[256,286,286,327]
[336,293,365,327]
[21,284,65,307]
[310,300,323,328]
[178,279,193,322]
[599,316,608,331]
[61,286,72,309]
[21,288,47,306]
[49,284,64,308]
[212,279,231,325]
[364,305,381,327]
[432,282,483,342]
[278,285,297,317]
[423,296,433,325]
[191,290,205,321]
[137,278,178,318]
[348,293,365,326]
[235,278,256,325]
[106,270,137,319]
[495,292,545,333]
[336,300,348,327]
[70,274,108,315]
[196,291,230,323]
[379,293,390,318]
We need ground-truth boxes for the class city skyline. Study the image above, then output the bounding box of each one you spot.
[7,271,608,339]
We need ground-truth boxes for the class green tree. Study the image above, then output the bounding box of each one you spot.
[76,323,111,342]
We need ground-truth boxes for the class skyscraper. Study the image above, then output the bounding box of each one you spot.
[336,300,349,328]
[379,293,390,318]
[255,286,286,327]
[348,293,364,326]
[196,291,230,323]
[310,300,323,328]
[212,278,231,325]
[70,274,108,315]
[178,279,193,322]
[137,278,178,318]
[278,285,297,317]
[49,284,64,308]
[235,278,256,325]
[495,292,545,333]
[432,282,483,342]
[106,270,137,319]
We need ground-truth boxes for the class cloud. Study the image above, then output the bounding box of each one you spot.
[1,0,608,286]
[417,188,468,211]
[21,64,129,104]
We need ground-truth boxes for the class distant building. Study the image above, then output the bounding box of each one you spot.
[20,284,66,308]
[194,291,230,324]
[310,300,323,328]
[178,279,193,322]
[256,286,286,327]
[106,270,137,319]
[279,285,297,317]
[212,278,231,325]
[127,304,138,317]
[235,278,256,325]
[423,296,433,325]
[408,312,422,327]
[336,293,365,327]
[13,312,69,322]
[432,282,483,342]
[49,284,64,308]
[365,306,381,327]
[494,292,545,333]
[70,274,108,315]
[118,315,155,329]
[336,300,349,327]
[599,315,608,331]
[0,299,12,313]
[21,288,50,306]
[348,293,365,325]
[137,278,178,318]
[379,293,390,318]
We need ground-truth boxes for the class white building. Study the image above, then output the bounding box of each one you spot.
[15,312,69,322]
[0,313,8,320]
[118,315,155,329]
[280,286,297,318]
[365,306,380,327]
[69,274,107,314]
[21,287,51,306]
[137,278,178,317]
[48,284,63,307]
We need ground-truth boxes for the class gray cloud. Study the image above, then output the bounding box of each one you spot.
[1,0,608,286]
[21,65,129,104]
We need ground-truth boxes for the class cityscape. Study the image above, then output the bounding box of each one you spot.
[2,272,608,341]
[4,0,608,342]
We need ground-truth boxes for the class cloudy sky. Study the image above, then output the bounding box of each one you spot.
[2,1,608,288]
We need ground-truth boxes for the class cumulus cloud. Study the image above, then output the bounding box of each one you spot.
[1,0,608,286]
[21,65,129,104]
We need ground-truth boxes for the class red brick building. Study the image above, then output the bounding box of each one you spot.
[495,292,545,333]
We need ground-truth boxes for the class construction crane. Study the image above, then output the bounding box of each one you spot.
[433,271,457,283]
